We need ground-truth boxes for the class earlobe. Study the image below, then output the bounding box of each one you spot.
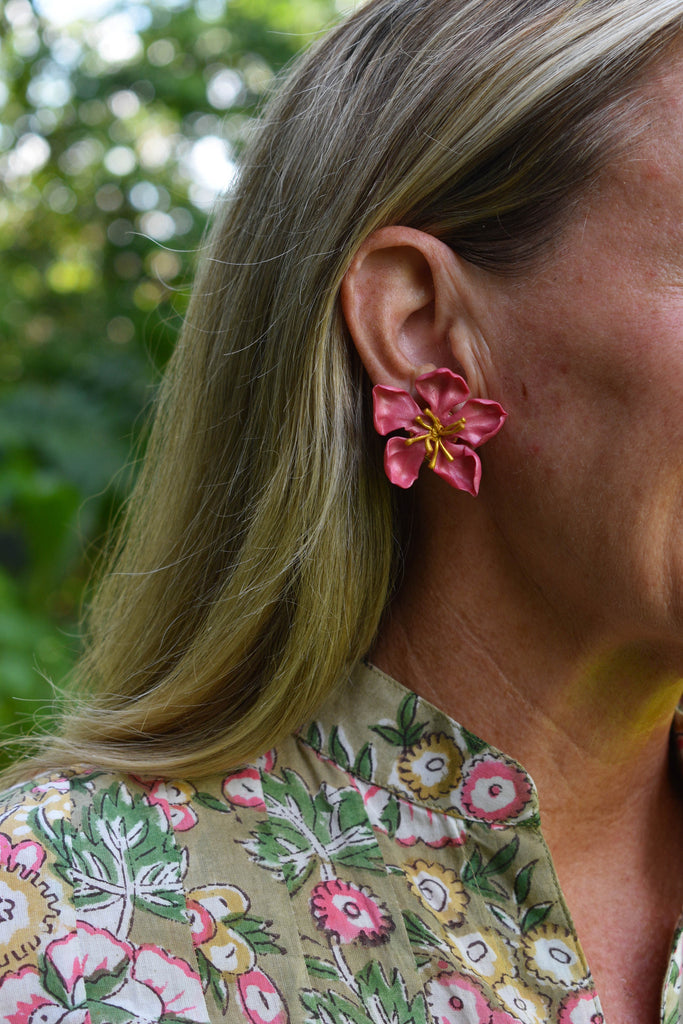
[341,226,465,392]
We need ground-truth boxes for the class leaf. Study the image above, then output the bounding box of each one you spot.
[356,962,428,1024]
[331,845,384,872]
[482,836,519,877]
[194,791,231,814]
[461,727,488,755]
[514,860,537,906]
[370,724,405,747]
[404,723,428,747]
[86,1002,135,1024]
[520,901,554,934]
[263,769,317,828]
[209,967,230,1014]
[228,913,284,955]
[37,781,187,930]
[461,849,508,899]
[401,910,443,952]
[461,873,507,900]
[379,795,400,837]
[301,988,371,1024]
[464,847,483,876]
[397,692,418,732]
[486,903,519,933]
[329,726,352,771]
[304,955,339,980]
[305,721,323,752]
[353,743,374,780]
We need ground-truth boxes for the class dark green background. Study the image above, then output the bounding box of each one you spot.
[0,0,347,758]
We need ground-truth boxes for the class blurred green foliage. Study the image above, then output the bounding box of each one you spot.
[0,0,349,758]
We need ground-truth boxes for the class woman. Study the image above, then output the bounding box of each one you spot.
[1,0,682,1020]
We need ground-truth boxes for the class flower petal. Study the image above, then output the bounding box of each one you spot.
[372,385,421,435]
[433,444,481,495]
[415,369,470,421]
[458,399,507,446]
[384,436,425,488]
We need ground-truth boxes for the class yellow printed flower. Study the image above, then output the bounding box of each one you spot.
[200,921,256,978]
[189,883,250,920]
[3,776,71,841]
[493,976,551,1023]
[522,923,589,989]
[447,926,517,984]
[405,859,469,927]
[398,733,463,800]
[0,866,60,969]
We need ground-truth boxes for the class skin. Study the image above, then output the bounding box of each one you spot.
[341,52,683,1023]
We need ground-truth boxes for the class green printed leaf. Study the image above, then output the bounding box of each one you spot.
[402,910,443,952]
[487,903,518,932]
[356,962,428,1024]
[461,872,507,900]
[243,819,316,893]
[245,777,382,886]
[304,955,339,980]
[301,988,370,1024]
[353,742,374,780]
[196,949,230,1012]
[461,727,488,756]
[33,781,187,936]
[397,692,418,732]
[329,726,351,771]
[370,724,404,747]
[404,723,428,747]
[464,847,483,876]
[461,848,507,900]
[209,965,230,1013]
[379,795,400,837]
[482,836,519,877]
[520,901,553,934]
[514,860,537,906]
[305,721,323,752]
[228,913,284,955]
[196,948,211,989]
[194,791,231,814]
[88,1002,133,1024]
[262,769,316,827]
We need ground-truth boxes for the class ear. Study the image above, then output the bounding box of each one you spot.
[341,225,485,393]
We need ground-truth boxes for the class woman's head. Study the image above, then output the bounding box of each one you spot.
[20,0,683,779]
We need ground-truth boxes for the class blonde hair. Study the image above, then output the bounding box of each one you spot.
[12,0,682,781]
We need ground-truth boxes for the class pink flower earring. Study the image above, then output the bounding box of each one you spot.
[372,368,507,495]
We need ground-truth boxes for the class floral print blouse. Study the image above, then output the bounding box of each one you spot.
[1,660,681,1024]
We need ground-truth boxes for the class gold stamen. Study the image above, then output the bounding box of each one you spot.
[404,409,466,469]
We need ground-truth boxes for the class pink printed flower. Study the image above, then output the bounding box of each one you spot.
[0,832,45,878]
[223,768,266,810]
[460,756,533,823]
[426,972,492,1024]
[132,946,206,1018]
[373,368,506,494]
[352,779,467,847]
[186,899,216,945]
[558,991,604,1024]
[143,780,198,831]
[0,966,88,1024]
[47,922,132,1000]
[309,879,394,945]
[237,969,289,1024]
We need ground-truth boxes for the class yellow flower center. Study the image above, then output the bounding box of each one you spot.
[405,409,466,469]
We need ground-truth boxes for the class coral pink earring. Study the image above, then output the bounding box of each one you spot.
[372,368,507,495]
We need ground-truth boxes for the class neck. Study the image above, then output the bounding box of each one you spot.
[372,481,683,849]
